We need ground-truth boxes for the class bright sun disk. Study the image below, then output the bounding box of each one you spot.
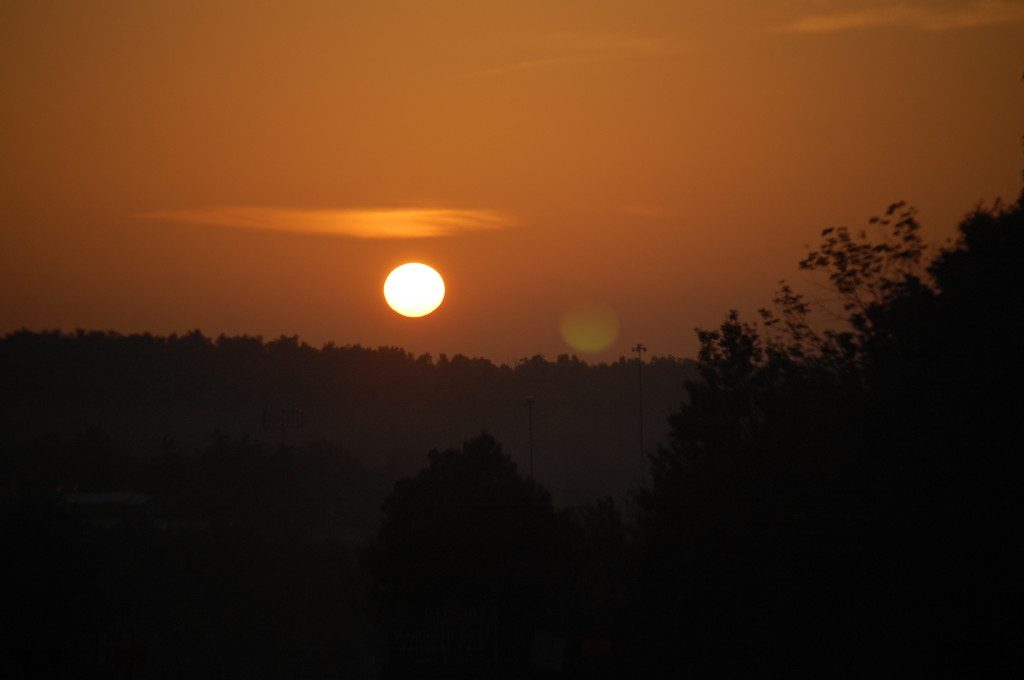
[384,263,445,317]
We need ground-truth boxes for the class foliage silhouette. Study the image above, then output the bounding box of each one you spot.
[369,432,560,609]
[636,191,1024,672]
[367,431,564,675]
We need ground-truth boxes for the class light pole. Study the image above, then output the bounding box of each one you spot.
[524,396,535,477]
[632,343,647,468]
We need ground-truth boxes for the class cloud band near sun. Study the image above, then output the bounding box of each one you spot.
[140,206,512,238]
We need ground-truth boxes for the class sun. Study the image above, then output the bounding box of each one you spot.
[384,263,445,317]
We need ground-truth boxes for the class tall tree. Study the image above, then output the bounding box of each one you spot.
[366,432,563,675]
[369,432,559,610]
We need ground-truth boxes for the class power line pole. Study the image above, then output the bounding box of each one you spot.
[524,396,535,478]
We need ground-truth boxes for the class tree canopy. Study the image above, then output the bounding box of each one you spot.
[368,432,560,612]
[637,191,1024,672]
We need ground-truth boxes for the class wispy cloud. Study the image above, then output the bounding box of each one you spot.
[140,206,512,239]
[779,0,1024,33]
[535,31,682,55]
[618,204,675,220]
[457,31,685,81]
[460,56,594,81]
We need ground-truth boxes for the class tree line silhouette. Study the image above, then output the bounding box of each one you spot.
[3,329,695,508]
[3,191,1021,676]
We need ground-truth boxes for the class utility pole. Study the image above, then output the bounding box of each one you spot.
[524,396,535,477]
[632,343,647,471]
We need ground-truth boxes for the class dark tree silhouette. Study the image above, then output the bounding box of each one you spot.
[367,432,563,675]
[637,192,1024,673]
[370,432,559,607]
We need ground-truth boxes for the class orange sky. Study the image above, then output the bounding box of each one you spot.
[2,0,1021,363]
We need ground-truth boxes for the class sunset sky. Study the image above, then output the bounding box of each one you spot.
[2,0,1021,363]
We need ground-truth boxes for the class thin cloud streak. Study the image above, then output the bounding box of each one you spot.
[141,207,513,239]
[459,56,594,81]
[457,31,685,81]
[532,31,683,55]
[618,204,675,220]
[779,0,1024,33]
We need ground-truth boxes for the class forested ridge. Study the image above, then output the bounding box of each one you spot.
[3,192,1022,677]
[2,333,695,510]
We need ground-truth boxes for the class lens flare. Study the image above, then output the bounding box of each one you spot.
[560,302,619,353]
